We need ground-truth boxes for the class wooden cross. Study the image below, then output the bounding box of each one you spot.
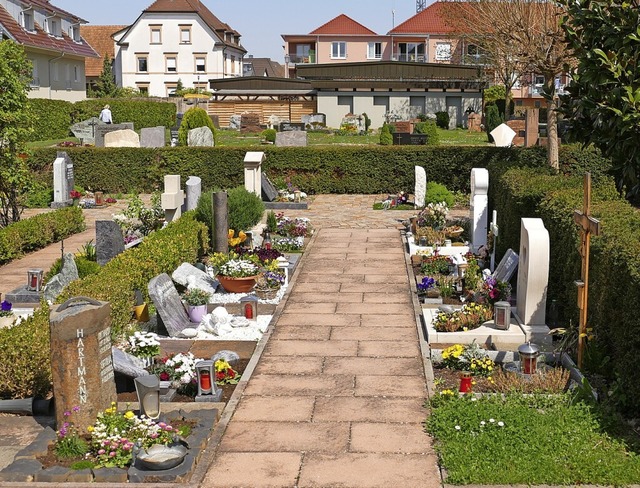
[573,172,601,369]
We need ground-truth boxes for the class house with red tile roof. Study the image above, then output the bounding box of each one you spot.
[80,25,126,92]
[112,0,246,97]
[0,0,98,101]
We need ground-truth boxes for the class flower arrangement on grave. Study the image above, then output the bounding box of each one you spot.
[69,189,83,200]
[0,300,13,317]
[276,213,312,238]
[477,276,511,306]
[182,288,211,306]
[53,406,88,459]
[209,251,260,278]
[228,229,247,247]
[416,202,449,230]
[127,331,161,359]
[432,302,494,332]
[148,352,203,395]
[440,342,495,377]
[417,276,436,293]
[420,255,453,276]
[214,359,240,385]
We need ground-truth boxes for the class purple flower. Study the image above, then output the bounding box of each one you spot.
[63,411,71,417]
[72,406,80,413]
[417,277,436,291]
[109,451,116,457]
[1,300,12,312]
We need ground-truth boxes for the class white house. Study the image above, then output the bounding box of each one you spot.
[0,0,98,101]
[112,0,246,97]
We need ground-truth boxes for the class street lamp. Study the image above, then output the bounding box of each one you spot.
[284,54,290,79]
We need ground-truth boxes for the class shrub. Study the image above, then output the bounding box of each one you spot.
[178,107,216,146]
[425,181,455,207]
[72,99,176,130]
[435,111,450,129]
[362,112,371,132]
[262,128,276,143]
[28,99,73,141]
[379,124,393,145]
[23,182,53,208]
[44,256,101,283]
[266,210,277,233]
[485,104,503,142]
[414,121,440,146]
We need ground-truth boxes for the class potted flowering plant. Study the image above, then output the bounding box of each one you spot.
[127,331,161,367]
[214,359,241,385]
[417,201,449,230]
[182,288,211,323]
[254,270,285,299]
[0,300,15,328]
[209,251,261,293]
[148,352,203,395]
[477,276,511,306]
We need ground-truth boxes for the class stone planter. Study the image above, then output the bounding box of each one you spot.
[255,287,280,300]
[216,275,258,294]
[187,304,208,323]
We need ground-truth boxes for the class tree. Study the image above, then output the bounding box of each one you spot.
[95,54,117,98]
[559,0,640,199]
[485,104,503,143]
[0,41,34,226]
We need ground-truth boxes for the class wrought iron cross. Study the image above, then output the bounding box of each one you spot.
[573,172,601,369]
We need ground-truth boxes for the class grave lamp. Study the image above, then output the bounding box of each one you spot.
[277,256,290,286]
[240,295,258,321]
[459,371,472,393]
[27,269,44,292]
[457,263,468,279]
[95,191,104,206]
[263,231,272,250]
[518,342,540,375]
[134,375,160,419]
[493,301,511,330]
[195,360,215,396]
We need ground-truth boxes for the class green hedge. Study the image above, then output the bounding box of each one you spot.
[27,144,612,196]
[0,207,85,264]
[28,99,74,141]
[493,168,640,414]
[72,98,176,130]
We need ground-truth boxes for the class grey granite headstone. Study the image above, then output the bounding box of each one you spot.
[229,114,241,130]
[171,262,217,296]
[94,123,135,147]
[493,249,519,283]
[185,176,202,211]
[187,126,214,147]
[140,126,166,148]
[275,130,307,147]
[111,347,148,378]
[70,117,101,145]
[51,151,74,209]
[211,350,240,368]
[44,252,79,302]
[96,220,125,266]
[104,129,140,148]
[261,174,279,202]
[301,113,326,128]
[148,273,192,337]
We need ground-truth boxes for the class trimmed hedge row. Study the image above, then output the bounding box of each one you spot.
[0,212,209,399]
[0,207,85,264]
[28,99,74,142]
[493,168,640,414]
[27,144,612,196]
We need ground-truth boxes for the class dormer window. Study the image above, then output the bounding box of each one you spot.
[70,24,81,42]
[20,10,34,32]
[45,17,62,37]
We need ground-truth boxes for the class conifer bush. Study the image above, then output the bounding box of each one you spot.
[178,107,216,146]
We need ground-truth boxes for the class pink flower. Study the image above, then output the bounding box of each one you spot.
[98,449,105,455]
[109,451,116,457]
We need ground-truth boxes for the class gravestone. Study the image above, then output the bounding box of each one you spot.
[261,174,279,202]
[244,151,265,198]
[209,114,220,129]
[70,117,101,145]
[187,126,214,147]
[185,176,202,211]
[51,152,74,209]
[170,127,179,146]
[140,126,166,148]
[240,113,261,133]
[172,262,217,297]
[275,130,307,147]
[414,166,426,208]
[516,218,551,344]
[44,253,79,302]
[393,133,427,145]
[524,109,540,147]
[161,175,185,223]
[268,115,285,129]
[492,248,518,283]
[301,113,326,128]
[470,168,489,253]
[393,121,412,134]
[148,273,192,337]
[211,350,240,368]
[94,123,134,147]
[104,129,140,148]
[229,114,242,130]
[278,122,305,132]
[490,123,516,147]
[49,298,116,433]
[111,346,148,378]
[96,220,125,266]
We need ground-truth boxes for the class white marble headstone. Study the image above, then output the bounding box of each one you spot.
[414,166,426,208]
[470,168,489,253]
[161,175,185,222]
[51,152,74,208]
[244,151,265,198]
[490,123,516,147]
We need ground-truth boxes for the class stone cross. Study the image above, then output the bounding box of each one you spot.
[470,168,489,253]
[161,175,185,223]
[573,172,601,368]
[489,210,498,271]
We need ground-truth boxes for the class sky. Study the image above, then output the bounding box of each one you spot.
[53,0,421,62]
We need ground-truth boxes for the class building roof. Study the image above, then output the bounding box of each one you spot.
[243,57,284,78]
[81,25,126,77]
[309,14,377,35]
[389,1,457,35]
[0,1,98,58]
[141,0,245,52]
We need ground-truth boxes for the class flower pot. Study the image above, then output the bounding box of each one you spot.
[255,287,279,300]
[187,304,208,323]
[133,303,149,322]
[216,275,258,293]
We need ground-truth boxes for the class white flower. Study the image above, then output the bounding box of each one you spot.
[489,418,495,423]
[480,421,486,426]
[455,425,461,430]
[498,421,504,427]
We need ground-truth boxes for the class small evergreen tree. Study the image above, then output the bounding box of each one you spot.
[485,104,503,143]
[95,54,117,98]
[178,107,216,146]
[379,124,393,145]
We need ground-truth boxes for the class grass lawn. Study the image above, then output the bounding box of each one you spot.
[426,393,640,485]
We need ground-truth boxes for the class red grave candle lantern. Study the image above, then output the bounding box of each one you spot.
[459,371,472,393]
[518,342,540,375]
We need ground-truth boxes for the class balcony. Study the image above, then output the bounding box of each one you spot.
[287,54,315,65]
[394,54,427,63]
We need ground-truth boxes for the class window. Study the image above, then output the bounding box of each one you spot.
[398,42,425,62]
[410,96,425,114]
[70,25,81,42]
[165,55,177,73]
[165,83,178,96]
[150,26,161,44]
[20,10,34,31]
[435,43,452,61]
[195,56,206,73]
[137,55,148,73]
[367,42,382,60]
[337,95,353,114]
[331,42,346,59]
[73,65,79,83]
[180,26,191,43]
[29,59,39,87]
[373,96,389,110]
[136,84,149,95]
[45,18,61,36]
[230,55,236,74]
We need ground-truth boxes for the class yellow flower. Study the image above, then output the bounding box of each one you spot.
[124,411,135,419]
[87,426,94,432]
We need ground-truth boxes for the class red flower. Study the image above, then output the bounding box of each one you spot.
[159,372,170,381]
[216,371,225,381]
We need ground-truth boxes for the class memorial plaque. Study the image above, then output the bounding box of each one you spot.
[393,133,427,145]
[493,249,519,283]
[51,151,74,208]
[148,273,192,337]
[279,122,305,132]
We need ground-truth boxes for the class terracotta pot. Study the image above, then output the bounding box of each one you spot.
[216,275,258,293]
[187,304,208,323]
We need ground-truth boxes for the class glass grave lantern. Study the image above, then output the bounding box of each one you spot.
[459,371,472,393]
[240,295,258,321]
[95,191,104,206]
[134,375,161,419]
[195,360,215,396]
[27,269,44,292]
[493,301,511,330]
[518,342,540,375]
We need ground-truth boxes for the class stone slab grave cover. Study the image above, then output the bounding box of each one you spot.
[161,174,185,223]
[516,218,551,345]
[493,248,519,283]
[94,123,134,147]
[244,151,265,198]
[148,273,192,337]
[96,220,125,266]
[490,123,516,147]
[51,151,74,209]
[185,176,202,211]
[49,297,116,433]
[70,117,101,145]
[172,262,217,297]
[414,166,426,208]
[140,126,166,148]
[188,126,214,147]
[104,129,140,148]
[470,168,489,252]
[261,173,279,202]
[275,130,307,147]
[240,112,261,133]
[44,252,79,303]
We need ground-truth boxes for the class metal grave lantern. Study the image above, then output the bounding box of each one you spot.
[240,295,258,320]
[27,269,44,292]
[276,256,290,286]
[195,360,221,401]
[95,191,104,206]
[518,342,540,375]
[493,301,511,330]
[135,375,160,419]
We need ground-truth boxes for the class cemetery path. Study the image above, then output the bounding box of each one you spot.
[201,227,441,488]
